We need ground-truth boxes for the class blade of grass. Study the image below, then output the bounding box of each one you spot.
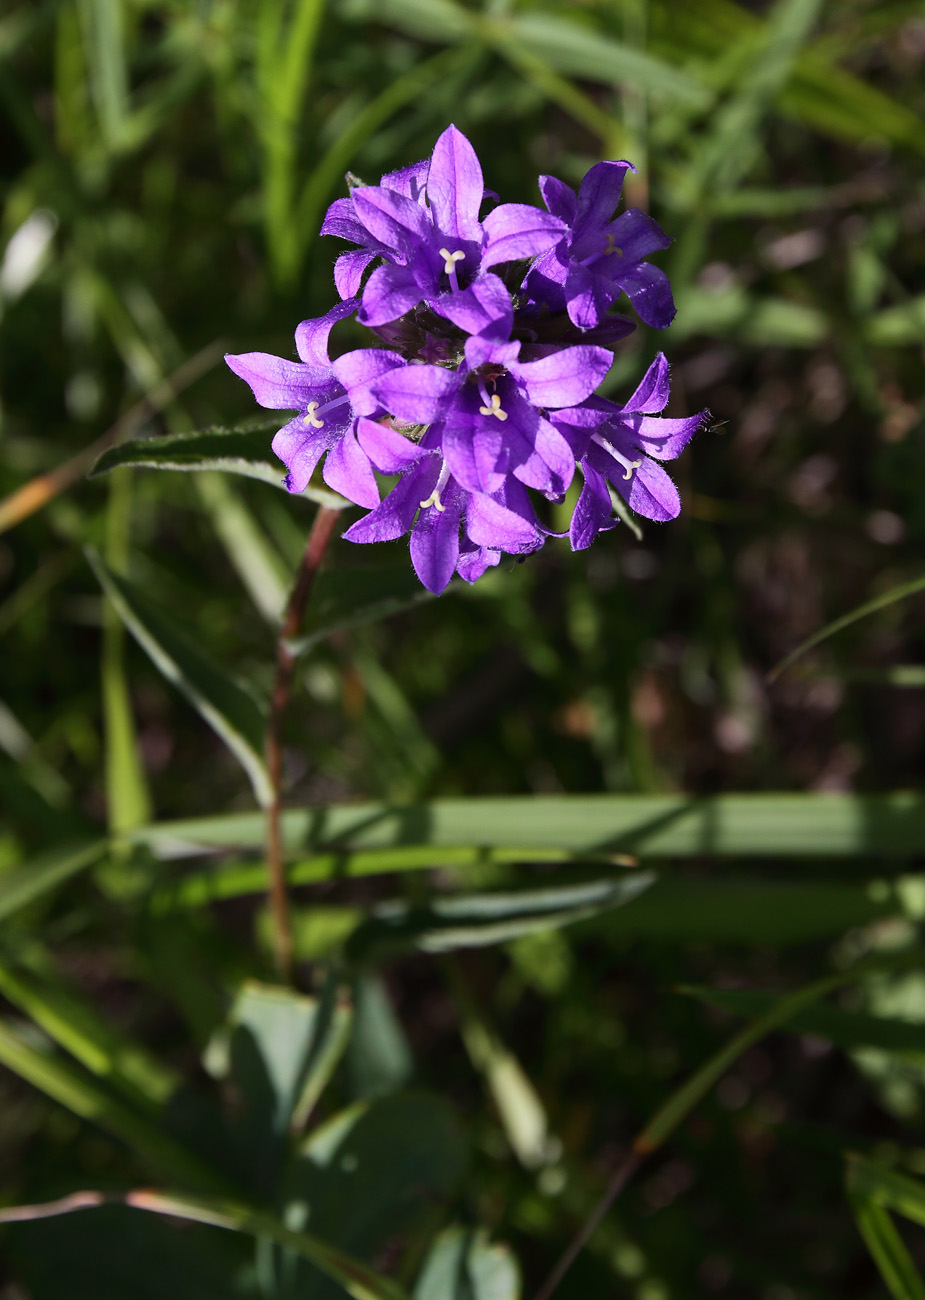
[768,574,925,682]
[87,548,272,807]
[0,840,105,922]
[127,791,925,862]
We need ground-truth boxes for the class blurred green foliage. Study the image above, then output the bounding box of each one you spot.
[2,0,925,1296]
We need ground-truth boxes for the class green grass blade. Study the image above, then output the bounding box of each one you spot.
[77,0,129,152]
[128,791,925,862]
[87,549,272,807]
[194,473,289,624]
[0,840,105,922]
[0,1018,225,1192]
[0,957,179,1108]
[679,986,925,1057]
[102,470,152,838]
[90,421,346,506]
[847,1155,925,1230]
[768,574,925,681]
[848,1193,925,1300]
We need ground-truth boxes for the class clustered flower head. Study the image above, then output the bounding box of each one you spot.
[226,126,707,594]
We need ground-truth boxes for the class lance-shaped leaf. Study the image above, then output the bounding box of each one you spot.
[90,421,346,508]
[346,875,655,962]
[87,550,272,807]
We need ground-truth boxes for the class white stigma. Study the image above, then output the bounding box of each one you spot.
[478,393,508,422]
[603,232,623,257]
[303,401,324,428]
[439,247,466,276]
[592,432,642,480]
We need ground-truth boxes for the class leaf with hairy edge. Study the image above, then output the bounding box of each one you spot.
[90,421,347,507]
[87,550,272,807]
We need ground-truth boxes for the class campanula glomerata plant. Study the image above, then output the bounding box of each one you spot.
[226,126,706,594]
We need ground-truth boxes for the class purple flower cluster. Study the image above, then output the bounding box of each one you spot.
[226,126,706,594]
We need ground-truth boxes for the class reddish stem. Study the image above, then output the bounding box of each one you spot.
[265,505,341,983]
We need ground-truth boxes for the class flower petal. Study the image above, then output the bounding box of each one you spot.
[603,208,671,264]
[432,272,513,340]
[575,160,634,231]
[426,124,484,241]
[622,456,681,521]
[456,540,500,584]
[271,415,339,494]
[351,185,432,257]
[617,262,676,329]
[570,461,615,550]
[623,352,670,414]
[357,263,424,328]
[466,488,542,554]
[481,203,566,269]
[538,174,578,224]
[410,479,465,594]
[321,197,378,246]
[442,411,507,495]
[510,345,612,408]
[631,410,707,460]
[294,298,359,367]
[334,250,376,300]
[316,425,376,507]
[355,416,427,474]
[381,159,429,201]
[371,364,460,424]
[564,264,620,330]
[225,351,334,410]
[344,459,439,544]
[331,348,405,416]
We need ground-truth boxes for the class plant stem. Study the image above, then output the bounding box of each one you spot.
[265,505,341,984]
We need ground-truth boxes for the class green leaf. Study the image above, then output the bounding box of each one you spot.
[0,1017,226,1192]
[129,791,925,864]
[847,1155,925,1229]
[867,297,925,346]
[499,12,709,108]
[680,985,925,1057]
[89,422,347,507]
[0,840,105,923]
[273,1091,465,1299]
[769,574,925,681]
[849,1198,925,1300]
[87,549,272,807]
[346,974,413,1101]
[207,979,352,1144]
[288,562,438,654]
[0,956,179,1109]
[346,875,655,962]
[415,1228,520,1300]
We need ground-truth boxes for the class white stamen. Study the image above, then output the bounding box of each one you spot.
[592,432,642,480]
[478,393,508,422]
[439,247,466,276]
